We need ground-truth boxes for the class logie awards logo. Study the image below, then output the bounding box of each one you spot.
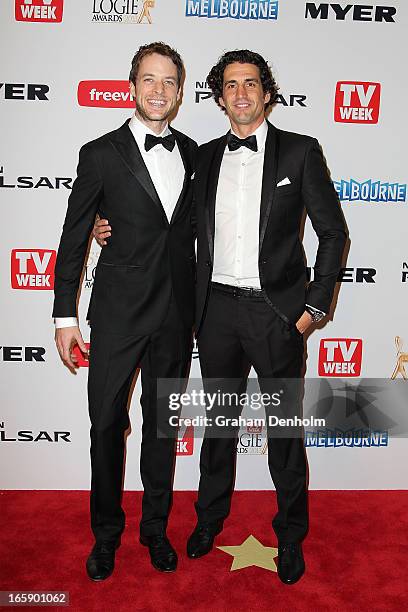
[91,0,155,23]
[391,337,408,380]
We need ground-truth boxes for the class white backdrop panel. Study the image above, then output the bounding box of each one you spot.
[0,0,407,490]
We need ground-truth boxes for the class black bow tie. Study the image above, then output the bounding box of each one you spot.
[227,133,258,152]
[145,133,176,152]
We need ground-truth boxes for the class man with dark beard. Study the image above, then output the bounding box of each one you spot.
[186,50,346,584]
[53,42,197,580]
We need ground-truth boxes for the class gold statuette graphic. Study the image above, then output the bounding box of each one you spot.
[137,0,155,23]
[391,336,408,379]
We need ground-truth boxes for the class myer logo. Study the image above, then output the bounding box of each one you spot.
[334,179,406,203]
[0,346,46,362]
[186,0,279,20]
[0,83,49,101]
[337,267,376,283]
[15,0,64,23]
[305,3,396,22]
[77,80,134,108]
[318,338,363,376]
[11,249,56,290]
[308,266,376,283]
[334,81,381,124]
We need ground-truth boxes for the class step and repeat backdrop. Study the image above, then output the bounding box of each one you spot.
[1,0,407,490]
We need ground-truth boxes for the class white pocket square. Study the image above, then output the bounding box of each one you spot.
[277,177,291,187]
[190,172,195,180]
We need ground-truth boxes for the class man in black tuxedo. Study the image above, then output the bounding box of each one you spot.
[185,50,347,584]
[94,49,347,585]
[53,42,197,580]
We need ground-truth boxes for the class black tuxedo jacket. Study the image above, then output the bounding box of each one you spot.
[194,121,347,334]
[53,120,198,335]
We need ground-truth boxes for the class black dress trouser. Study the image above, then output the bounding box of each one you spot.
[87,297,192,543]
[196,285,308,544]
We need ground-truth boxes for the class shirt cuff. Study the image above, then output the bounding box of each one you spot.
[54,317,78,329]
[305,304,326,317]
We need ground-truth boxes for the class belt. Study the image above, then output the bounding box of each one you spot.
[211,282,265,298]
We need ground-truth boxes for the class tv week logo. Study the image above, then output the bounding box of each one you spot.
[77,81,134,108]
[334,81,381,124]
[15,0,64,23]
[319,339,363,376]
[176,425,194,456]
[11,249,56,290]
[72,344,90,367]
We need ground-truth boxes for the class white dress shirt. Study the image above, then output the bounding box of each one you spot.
[55,114,185,329]
[211,120,325,317]
[212,120,268,289]
[128,114,185,223]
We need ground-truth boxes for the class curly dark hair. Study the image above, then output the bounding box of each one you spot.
[129,41,184,88]
[207,49,279,112]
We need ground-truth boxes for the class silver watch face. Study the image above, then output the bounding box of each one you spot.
[312,311,325,323]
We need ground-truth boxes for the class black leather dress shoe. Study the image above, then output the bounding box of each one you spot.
[277,543,305,584]
[187,523,222,559]
[86,539,120,581]
[140,534,178,572]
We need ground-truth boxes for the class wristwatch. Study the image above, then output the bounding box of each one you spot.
[305,305,325,323]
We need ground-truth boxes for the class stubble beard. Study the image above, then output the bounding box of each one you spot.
[136,100,173,124]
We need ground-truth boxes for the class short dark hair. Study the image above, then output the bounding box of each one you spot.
[207,49,279,112]
[129,41,184,87]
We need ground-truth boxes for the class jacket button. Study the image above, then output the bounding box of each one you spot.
[205,260,211,267]
[261,259,267,265]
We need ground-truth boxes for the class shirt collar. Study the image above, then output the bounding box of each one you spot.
[128,114,171,151]
[230,119,268,153]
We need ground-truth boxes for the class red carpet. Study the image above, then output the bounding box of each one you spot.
[1,490,407,611]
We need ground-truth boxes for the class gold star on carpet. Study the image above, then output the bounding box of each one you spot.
[217,535,278,572]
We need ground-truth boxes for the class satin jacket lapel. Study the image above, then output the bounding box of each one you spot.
[259,122,280,250]
[169,128,191,224]
[205,134,227,262]
[109,121,168,225]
